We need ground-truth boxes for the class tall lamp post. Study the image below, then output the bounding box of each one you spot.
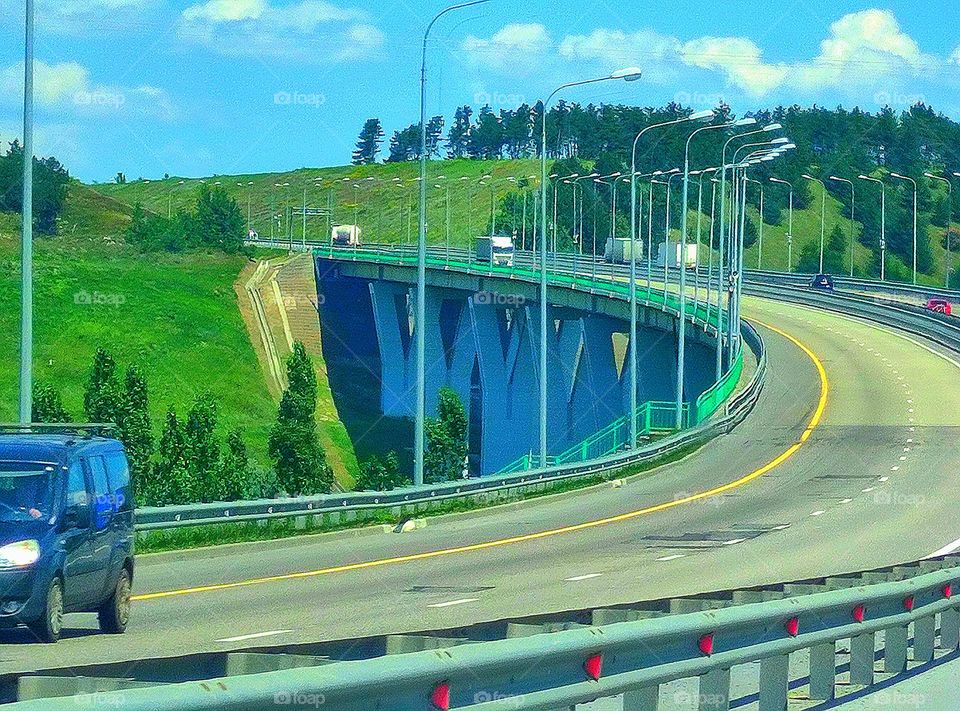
[678,117,751,428]
[890,173,919,285]
[829,176,856,277]
[538,68,642,468]
[925,172,954,288]
[19,0,34,423]
[857,175,887,281]
[769,178,794,272]
[414,1,490,485]
[802,174,827,274]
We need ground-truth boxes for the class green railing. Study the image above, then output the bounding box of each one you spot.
[313,245,742,475]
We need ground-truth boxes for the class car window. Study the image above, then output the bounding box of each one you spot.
[66,462,88,509]
[104,452,132,512]
[86,456,112,529]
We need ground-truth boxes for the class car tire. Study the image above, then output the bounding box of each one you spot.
[28,577,64,644]
[98,569,132,634]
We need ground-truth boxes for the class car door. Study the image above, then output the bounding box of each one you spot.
[61,461,96,610]
[83,455,115,606]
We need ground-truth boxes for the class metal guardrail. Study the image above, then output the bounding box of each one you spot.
[136,247,754,532]
[11,556,960,710]
[747,268,960,303]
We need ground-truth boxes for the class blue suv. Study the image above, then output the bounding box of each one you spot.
[0,427,134,643]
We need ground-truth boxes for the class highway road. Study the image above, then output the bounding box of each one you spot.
[3,295,960,676]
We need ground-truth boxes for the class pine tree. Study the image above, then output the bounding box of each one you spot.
[150,410,190,506]
[118,366,153,501]
[426,115,445,158]
[32,384,70,423]
[218,430,251,501]
[424,387,468,483]
[84,348,122,424]
[447,106,473,159]
[268,342,332,495]
[184,393,221,503]
[352,118,384,165]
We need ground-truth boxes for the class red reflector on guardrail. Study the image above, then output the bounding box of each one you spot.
[785,617,799,637]
[584,653,603,681]
[944,584,953,599]
[904,596,915,611]
[853,604,865,623]
[430,682,450,710]
[698,634,714,656]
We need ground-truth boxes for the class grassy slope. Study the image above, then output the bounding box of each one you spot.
[92,159,952,286]
[0,184,276,462]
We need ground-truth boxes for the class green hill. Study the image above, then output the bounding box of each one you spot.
[0,185,276,462]
[91,159,955,287]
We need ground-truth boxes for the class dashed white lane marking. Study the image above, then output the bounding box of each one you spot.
[428,598,479,608]
[840,498,853,504]
[722,538,746,546]
[862,487,875,493]
[657,554,686,562]
[216,630,292,643]
[565,573,603,582]
[810,510,826,517]
[772,524,791,531]
[879,477,890,483]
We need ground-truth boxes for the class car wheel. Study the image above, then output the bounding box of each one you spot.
[28,577,64,644]
[98,569,132,634]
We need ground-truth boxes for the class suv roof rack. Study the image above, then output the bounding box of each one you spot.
[0,423,117,439]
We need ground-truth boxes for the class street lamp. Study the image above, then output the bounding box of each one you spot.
[858,175,887,281]
[538,67,642,468]
[802,174,827,274]
[413,0,492,486]
[769,178,794,272]
[18,0,34,422]
[829,176,856,277]
[925,172,954,288]
[890,172,919,285]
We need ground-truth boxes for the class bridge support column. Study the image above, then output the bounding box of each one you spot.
[912,615,936,663]
[758,654,789,711]
[883,625,908,673]
[849,632,875,686]
[808,641,836,700]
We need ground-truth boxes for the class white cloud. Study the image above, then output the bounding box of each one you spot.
[795,9,937,90]
[0,60,174,120]
[946,46,960,66]
[179,0,380,62]
[559,29,681,82]
[681,36,788,95]
[463,23,552,72]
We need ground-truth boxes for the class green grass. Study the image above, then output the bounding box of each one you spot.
[0,187,277,462]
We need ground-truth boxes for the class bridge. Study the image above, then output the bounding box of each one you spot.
[3,246,960,709]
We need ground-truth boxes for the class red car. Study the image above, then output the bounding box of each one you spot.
[926,298,953,316]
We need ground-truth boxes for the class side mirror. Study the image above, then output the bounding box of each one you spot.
[62,506,90,531]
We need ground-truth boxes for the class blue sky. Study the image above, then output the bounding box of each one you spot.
[0,0,958,182]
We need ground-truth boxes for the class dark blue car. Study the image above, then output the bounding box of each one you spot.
[0,429,134,642]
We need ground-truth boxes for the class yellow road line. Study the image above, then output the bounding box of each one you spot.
[133,317,829,603]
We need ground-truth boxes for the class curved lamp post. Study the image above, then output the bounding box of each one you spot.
[890,172,918,285]
[858,175,887,281]
[537,67,642,468]
[829,176,856,277]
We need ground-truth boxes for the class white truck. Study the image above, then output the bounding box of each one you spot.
[657,241,698,269]
[331,224,362,247]
[604,237,641,264]
[475,235,515,267]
